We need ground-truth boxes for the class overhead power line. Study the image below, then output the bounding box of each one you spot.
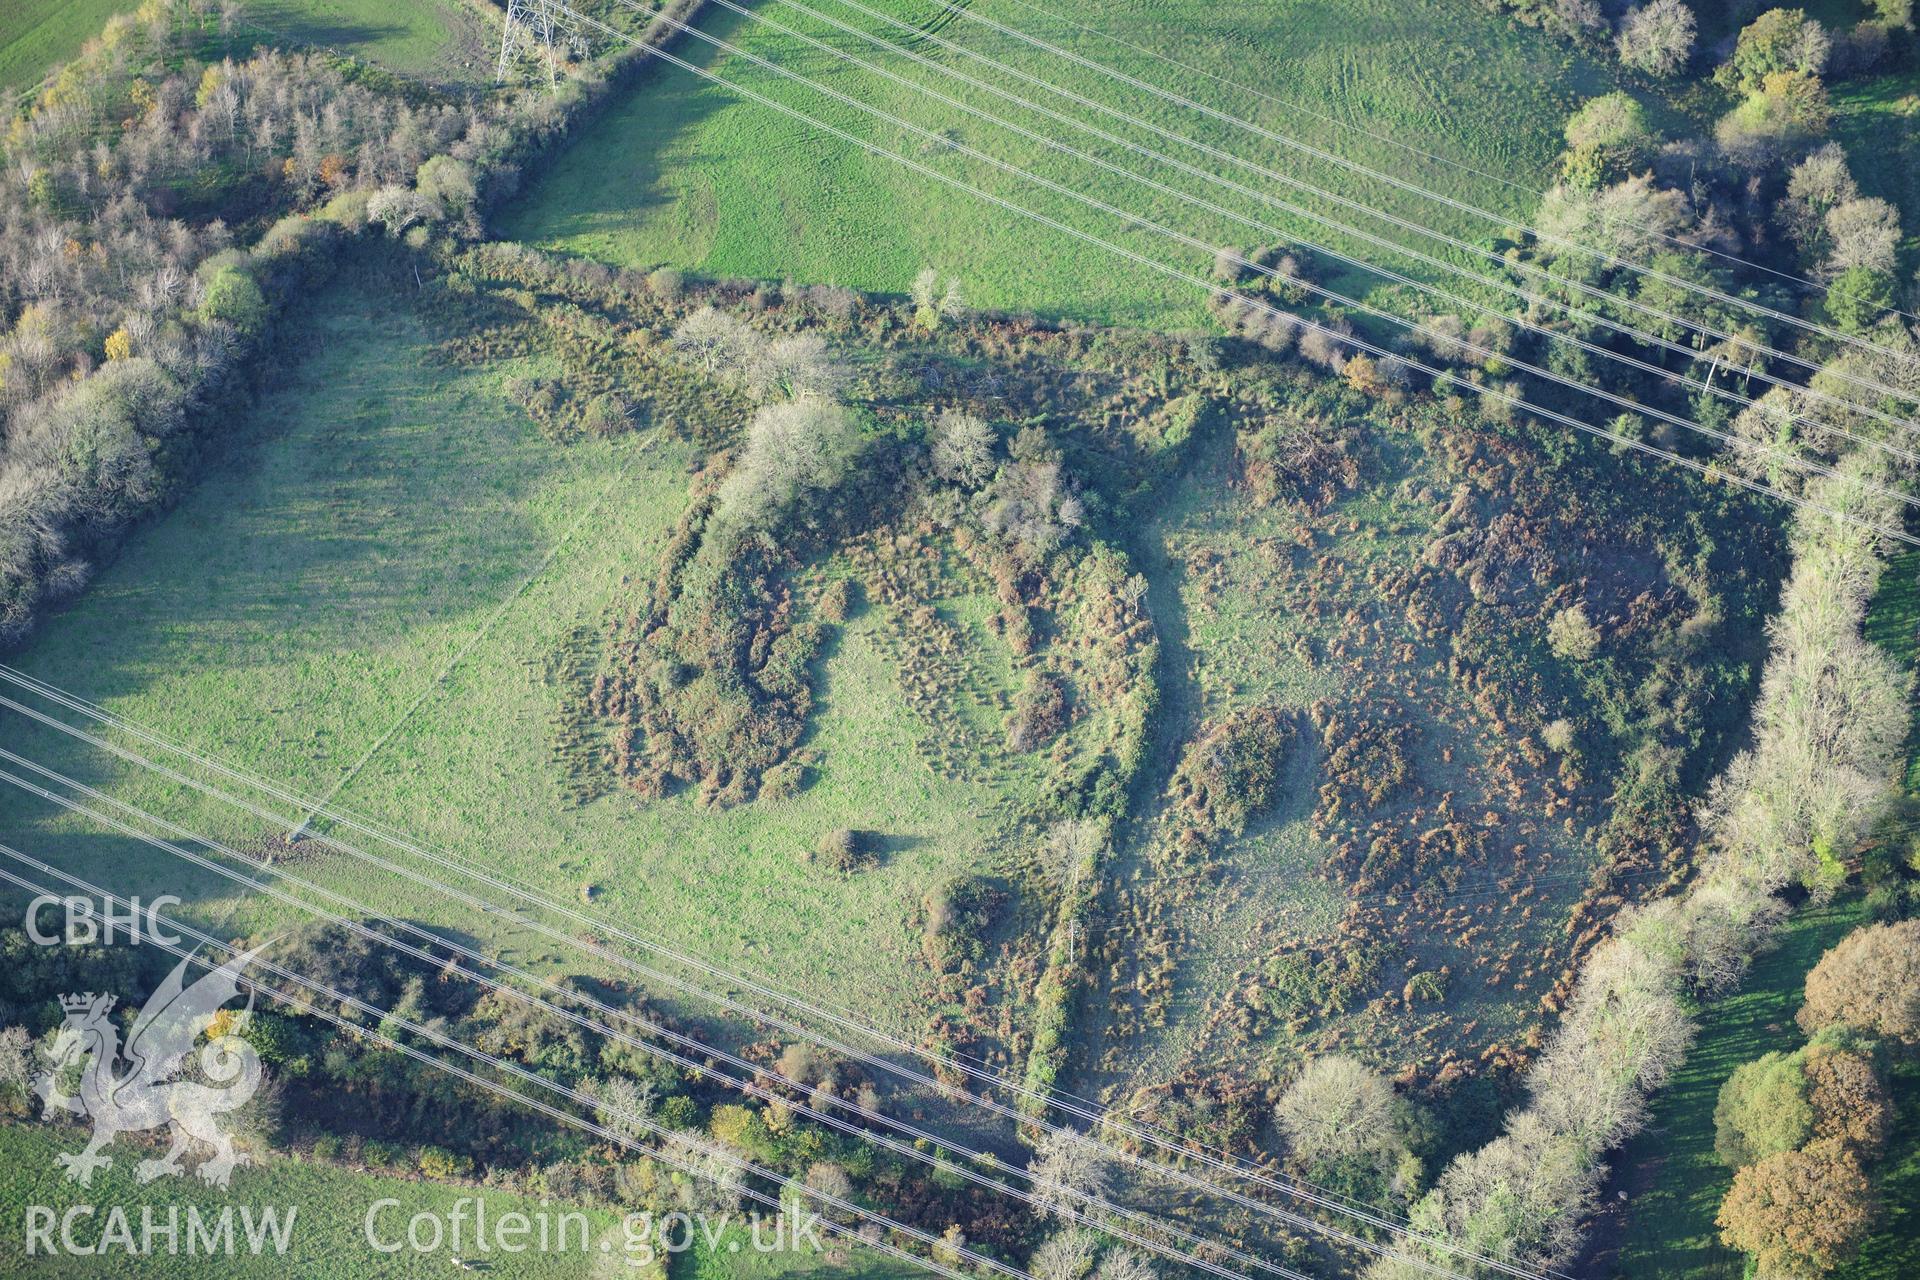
[0,669,1565,1280]
[990,0,1920,327]
[798,0,1920,421]
[0,846,1028,1280]
[740,0,1920,451]
[0,706,1474,1280]
[0,751,1367,1280]
[916,0,1920,366]
[642,0,1920,496]
[548,0,1917,548]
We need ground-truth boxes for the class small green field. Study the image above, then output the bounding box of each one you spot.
[0,0,130,95]
[503,0,1670,329]
[1604,898,1871,1280]
[241,0,493,84]
[0,277,1021,1038]
[0,1122,623,1277]
[0,0,491,97]
[1837,1055,1920,1280]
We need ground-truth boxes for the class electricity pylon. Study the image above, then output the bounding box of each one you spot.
[496,0,559,88]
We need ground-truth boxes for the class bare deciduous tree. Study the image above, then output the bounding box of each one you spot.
[1536,173,1693,263]
[931,408,996,489]
[1824,197,1902,276]
[0,1025,32,1091]
[365,184,436,237]
[715,399,863,534]
[803,1160,854,1201]
[911,266,965,330]
[671,305,758,376]
[1275,1055,1400,1167]
[1031,1230,1101,1280]
[659,1132,745,1213]
[592,1075,657,1143]
[1547,603,1602,661]
[1781,145,1857,249]
[1095,1247,1158,1280]
[1026,1131,1112,1224]
[1616,0,1697,75]
[747,332,848,403]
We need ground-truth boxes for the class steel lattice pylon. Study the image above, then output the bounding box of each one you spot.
[496,0,559,87]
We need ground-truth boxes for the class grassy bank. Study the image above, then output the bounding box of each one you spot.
[501,0,1668,330]
[0,0,130,94]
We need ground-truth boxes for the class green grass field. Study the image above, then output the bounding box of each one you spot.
[0,0,490,97]
[503,0,1671,329]
[1605,897,1871,1280]
[242,0,493,84]
[0,0,132,95]
[0,278,1024,1038]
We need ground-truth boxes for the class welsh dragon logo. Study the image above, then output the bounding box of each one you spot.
[34,947,266,1188]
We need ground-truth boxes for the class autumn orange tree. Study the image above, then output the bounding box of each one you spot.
[1716,1137,1878,1276]
[1711,916,1917,1276]
[1798,919,1920,1044]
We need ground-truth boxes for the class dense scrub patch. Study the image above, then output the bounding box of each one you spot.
[1310,698,1419,823]
[1079,329,1790,1116]
[1170,703,1297,839]
[1237,406,1378,512]
[419,249,1222,1096]
[595,497,831,808]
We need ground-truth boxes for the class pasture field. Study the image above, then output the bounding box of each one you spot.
[0,0,491,97]
[503,0,1670,329]
[0,277,1026,1038]
[1597,897,1870,1280]
[0,0,129,95]
[241,0,493,84]
[0,1123,625,1277]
